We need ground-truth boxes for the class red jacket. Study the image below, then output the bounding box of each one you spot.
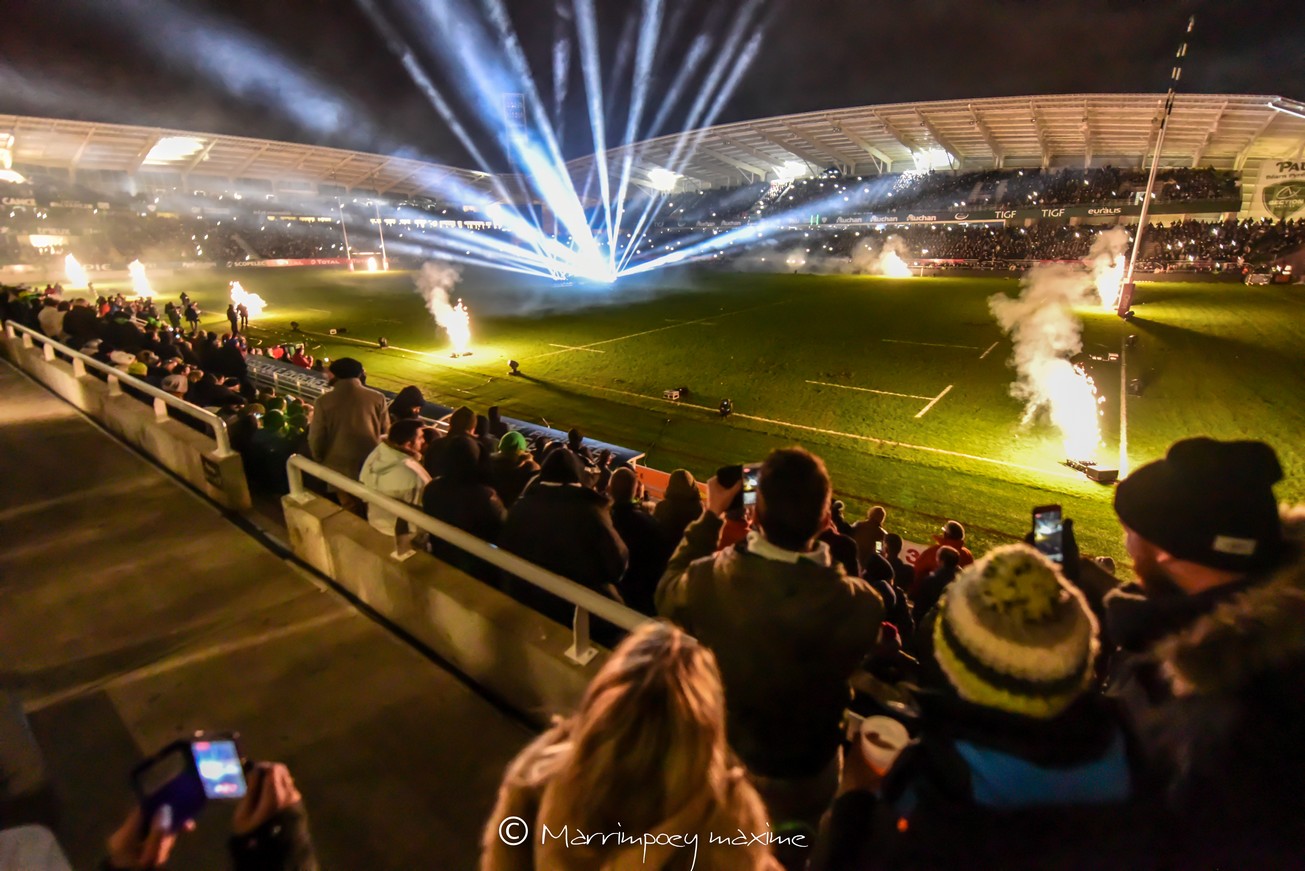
[911,534,974,588]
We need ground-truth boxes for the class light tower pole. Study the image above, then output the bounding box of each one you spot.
[338,201,354,271]
[1119,16,1195,316]
[373,200,389,271]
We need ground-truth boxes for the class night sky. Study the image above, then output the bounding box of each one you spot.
[2,0,1301,169]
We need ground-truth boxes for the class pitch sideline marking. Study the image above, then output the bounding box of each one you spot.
[1119,336,1129,476]
[979,341,1000,359]
[881,339,980,350]
[805,380,932,401]
[914,384,954,419]
[526,299,793,360]
[562,379,1080,480]
[547,343,606,353]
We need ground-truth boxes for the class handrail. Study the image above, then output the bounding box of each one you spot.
[4,321,235,457]
[285,453,647,664]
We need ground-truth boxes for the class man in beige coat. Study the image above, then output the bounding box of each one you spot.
[308,357,388,511]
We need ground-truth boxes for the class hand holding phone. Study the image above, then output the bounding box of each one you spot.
[1032,504,1064,563]
[132,734,247,833]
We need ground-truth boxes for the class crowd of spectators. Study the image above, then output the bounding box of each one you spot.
[5,268,1305,869]
[630,217,1305,272]
[660,166,1241,228]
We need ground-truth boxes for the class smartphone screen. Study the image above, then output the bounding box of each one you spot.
[741,465,760,507]
[1032,505,1064,563]
[191,740,247,799]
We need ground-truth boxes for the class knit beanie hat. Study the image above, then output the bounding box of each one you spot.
[932,544,1098,719]
[1114,437,1284,572]
[498,430,528,454]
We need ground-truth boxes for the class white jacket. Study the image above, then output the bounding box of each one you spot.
[358,441,431,535]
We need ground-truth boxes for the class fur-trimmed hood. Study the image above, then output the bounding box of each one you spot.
[1157,505,1305,696]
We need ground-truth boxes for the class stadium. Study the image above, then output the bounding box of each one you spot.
[3,4,1305,868]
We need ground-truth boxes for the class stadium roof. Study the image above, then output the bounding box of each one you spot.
[4,93,1303,205]
[0,113,496,199]
[567,93,1305,197]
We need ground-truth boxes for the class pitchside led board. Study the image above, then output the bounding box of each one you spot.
[1254,160,1305,222]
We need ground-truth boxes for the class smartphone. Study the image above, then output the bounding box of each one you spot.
[132,734,246,830]
[741,465,761,507]
[875,540,884,556]
[1032,504,1064,563]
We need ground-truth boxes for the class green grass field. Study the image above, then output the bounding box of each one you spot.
[101,265,1305,567]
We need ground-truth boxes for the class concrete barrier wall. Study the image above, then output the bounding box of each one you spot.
[282,493,608,726]
[1,338,251,512]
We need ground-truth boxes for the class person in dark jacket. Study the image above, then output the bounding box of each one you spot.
[884,533,914,593]
[488,430,539,509]
[1101,438,1305,866]
[389,385,425,423]
[911,545,961,621]
[657,447,884,831]
[485,405,508,439]
[226,303,240,335]
[816,545,1144,871]
[499,450,628,627]
[608,468,673,617]
[652,468,704,545]
[422,436,506,546]
[423,405,475,479]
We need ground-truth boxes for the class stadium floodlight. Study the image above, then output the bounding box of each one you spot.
[911,147,954,172]
[647,167,680,192]
[143,136,206,165]
[775,160,807,181]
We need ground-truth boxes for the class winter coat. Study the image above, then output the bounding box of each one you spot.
[850,520,886,566]
[656,512,884,779]
[307,378,389,480]
[910,534,974,585]
[479,727,780,871]
[489,451,539,508]
[653,486,704,546]
[814,692,1147,871]
[498,481,628,624]
[910,564,959,622]
[1103,505,1305,866]
[611,501,674,617]
[422,477,506,544]
[358,442,431,535]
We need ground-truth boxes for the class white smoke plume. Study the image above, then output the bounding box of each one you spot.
[416,261,471,354]
[847,235,913,277]
[989,263,1104,460]
[1084,226,1129,310]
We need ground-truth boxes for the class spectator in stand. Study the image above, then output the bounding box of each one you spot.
[161,373,189,402]
[388,385,425,424]
[102,761,316,871]
[1099,438,1305,865]
[422,435,506,545]
[480,622,779,871]
[288,345,314,369]
[499,449,628,625]
[62,298,98,348]
[883,533,914,593]
[485,406,508,439]
[488,431,539,509]
[37,298,65,340]
[816,545,1142,871]
[187,371,244,410]
[609,468,673,617]
[308,357,388,513]
[358,418,432,536]
[911,545,961,621]
[652,469,704,546]
[912,520,974,585]
[851,506,888,565]
[423,406,476,479]
[656,447,884,830]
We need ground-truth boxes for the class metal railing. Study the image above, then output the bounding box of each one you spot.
[4,321,235,457]
[285,453,646,664]
[245,356,329,404]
